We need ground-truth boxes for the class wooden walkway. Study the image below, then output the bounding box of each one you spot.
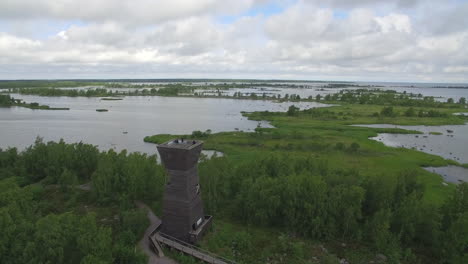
[151,232,236,264]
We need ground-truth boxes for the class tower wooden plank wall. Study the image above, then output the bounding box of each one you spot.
[157,139,207,243]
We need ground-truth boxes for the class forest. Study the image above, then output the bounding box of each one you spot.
[197,154,468,264]
[0,139,164,263]
[2,135,466,263]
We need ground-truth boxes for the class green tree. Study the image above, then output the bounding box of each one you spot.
[349,142,360,152]
[404,107,415,117]
[287,105,299,116]
[380,106,395,117]
[440,213,468,264]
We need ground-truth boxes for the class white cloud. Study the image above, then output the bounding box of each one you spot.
[265,4,334,42]
[0,0,467,82]
[0,33,40,50]
[375,13,411,34]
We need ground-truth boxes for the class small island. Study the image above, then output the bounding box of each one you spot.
[0,94,69,110]
[101,97,123,101]
[96,108,109,112]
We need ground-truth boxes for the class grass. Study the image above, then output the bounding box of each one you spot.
[96,109,109,112]
[143,134,177,144]
[101,97,123,100]
[429,131,443,135]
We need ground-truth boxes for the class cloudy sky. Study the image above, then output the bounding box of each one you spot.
[1,0,467,82]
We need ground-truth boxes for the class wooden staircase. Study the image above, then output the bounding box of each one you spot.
[149,225,236,264]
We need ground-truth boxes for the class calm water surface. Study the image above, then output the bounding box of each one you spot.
[0,94,328,154]
[424,166,468,184]
[357,124,468,163]
[355,124,468,183]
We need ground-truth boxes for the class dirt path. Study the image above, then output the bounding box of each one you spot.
[135,201,178,264]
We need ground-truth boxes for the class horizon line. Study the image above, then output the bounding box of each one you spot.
[1,78,468,85]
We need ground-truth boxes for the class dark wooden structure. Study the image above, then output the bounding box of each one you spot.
[149,222,236,264]
[157,139,212,243]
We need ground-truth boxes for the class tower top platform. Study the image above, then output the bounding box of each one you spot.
[157,139,203,150]
[157,139,204,171]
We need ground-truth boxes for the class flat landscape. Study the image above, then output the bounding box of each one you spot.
[1,80,467,264]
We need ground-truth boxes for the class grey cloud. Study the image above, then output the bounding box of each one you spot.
[301,0,423,9]
[417,2,468,35]
[0,0,468,82]
[0,0,256,24]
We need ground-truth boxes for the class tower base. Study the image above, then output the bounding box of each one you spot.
[188,215,213,244]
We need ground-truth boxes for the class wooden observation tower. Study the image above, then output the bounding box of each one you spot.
[157,139,212,244]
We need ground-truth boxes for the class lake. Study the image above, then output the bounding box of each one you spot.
[0,94,328,154]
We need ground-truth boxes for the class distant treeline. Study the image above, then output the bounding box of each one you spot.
[4,85,467,109]
[0,79,361,91]
[0,79,347,85]
[318,89,467,107]
[9,85,196,97]
[0,80,105,89]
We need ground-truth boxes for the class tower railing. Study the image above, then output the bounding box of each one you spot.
[155,231,237,264]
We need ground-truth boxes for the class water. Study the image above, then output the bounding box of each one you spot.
[424,166,468,184]
[356,123,468,163]
[0,94,329,155]
[355,123,468,183]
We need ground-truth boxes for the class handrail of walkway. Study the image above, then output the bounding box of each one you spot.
[155,232,237,264]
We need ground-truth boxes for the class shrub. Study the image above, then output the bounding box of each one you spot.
[349,142,360,152]
[335,142,345,150]
[380,106,395,117]
[287,105,299,116]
